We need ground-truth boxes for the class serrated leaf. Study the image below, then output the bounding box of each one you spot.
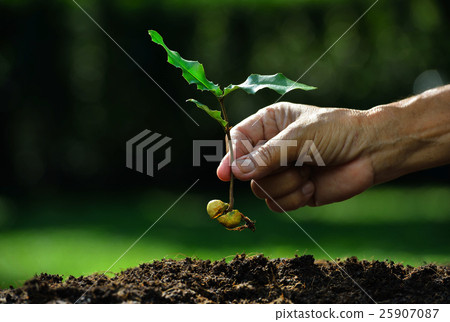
[223,73,316,96]
[149,30,223,96]
[187,99,228,129]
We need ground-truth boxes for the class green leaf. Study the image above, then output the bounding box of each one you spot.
[223,73,316,96]
[149,30,223,96]
[187,99,228,129]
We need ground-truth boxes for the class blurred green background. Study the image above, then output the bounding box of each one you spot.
[0,0,449,288]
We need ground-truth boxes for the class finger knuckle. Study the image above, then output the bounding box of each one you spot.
[257,103,283,117]
[285,168,303,186]
[255,144,275,167]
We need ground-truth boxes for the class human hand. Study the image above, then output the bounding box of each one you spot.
[216,102,374,211]
[217,86,450,212]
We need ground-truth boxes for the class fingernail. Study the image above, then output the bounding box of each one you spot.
[235,158,255,173]
[302,182,314,195]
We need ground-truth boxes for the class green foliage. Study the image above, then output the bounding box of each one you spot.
[224,73,316,96]
[1,186,449,288]
[186,99,228,129]
[148,30,223,96]
[149,30,316,128]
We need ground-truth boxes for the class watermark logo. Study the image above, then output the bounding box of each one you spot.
[295,140,325,166]
[192,140,224,166]
[193,139,325,167]
[126,133,325,177]
[126,129,172,177]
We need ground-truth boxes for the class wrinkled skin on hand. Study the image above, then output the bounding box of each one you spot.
[217,102,375,211]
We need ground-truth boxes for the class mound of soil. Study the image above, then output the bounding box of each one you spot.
[1,255,449,304]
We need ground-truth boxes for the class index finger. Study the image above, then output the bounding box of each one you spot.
[217,108,281,181]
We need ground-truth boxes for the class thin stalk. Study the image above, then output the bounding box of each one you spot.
[218,97,234,211]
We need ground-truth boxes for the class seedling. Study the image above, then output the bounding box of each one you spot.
[149,30,316,231]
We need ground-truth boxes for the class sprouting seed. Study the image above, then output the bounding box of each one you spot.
[207,200,255,232]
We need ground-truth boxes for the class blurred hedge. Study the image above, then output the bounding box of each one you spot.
[0,0,448,196]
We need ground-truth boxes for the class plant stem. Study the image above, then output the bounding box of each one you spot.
[218,97,234,211]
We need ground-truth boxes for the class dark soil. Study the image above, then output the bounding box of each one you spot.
[1,255,449,303]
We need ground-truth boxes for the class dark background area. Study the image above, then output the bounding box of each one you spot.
[0,0,449,198]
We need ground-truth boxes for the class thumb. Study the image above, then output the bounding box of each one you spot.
[231,128,301,181]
